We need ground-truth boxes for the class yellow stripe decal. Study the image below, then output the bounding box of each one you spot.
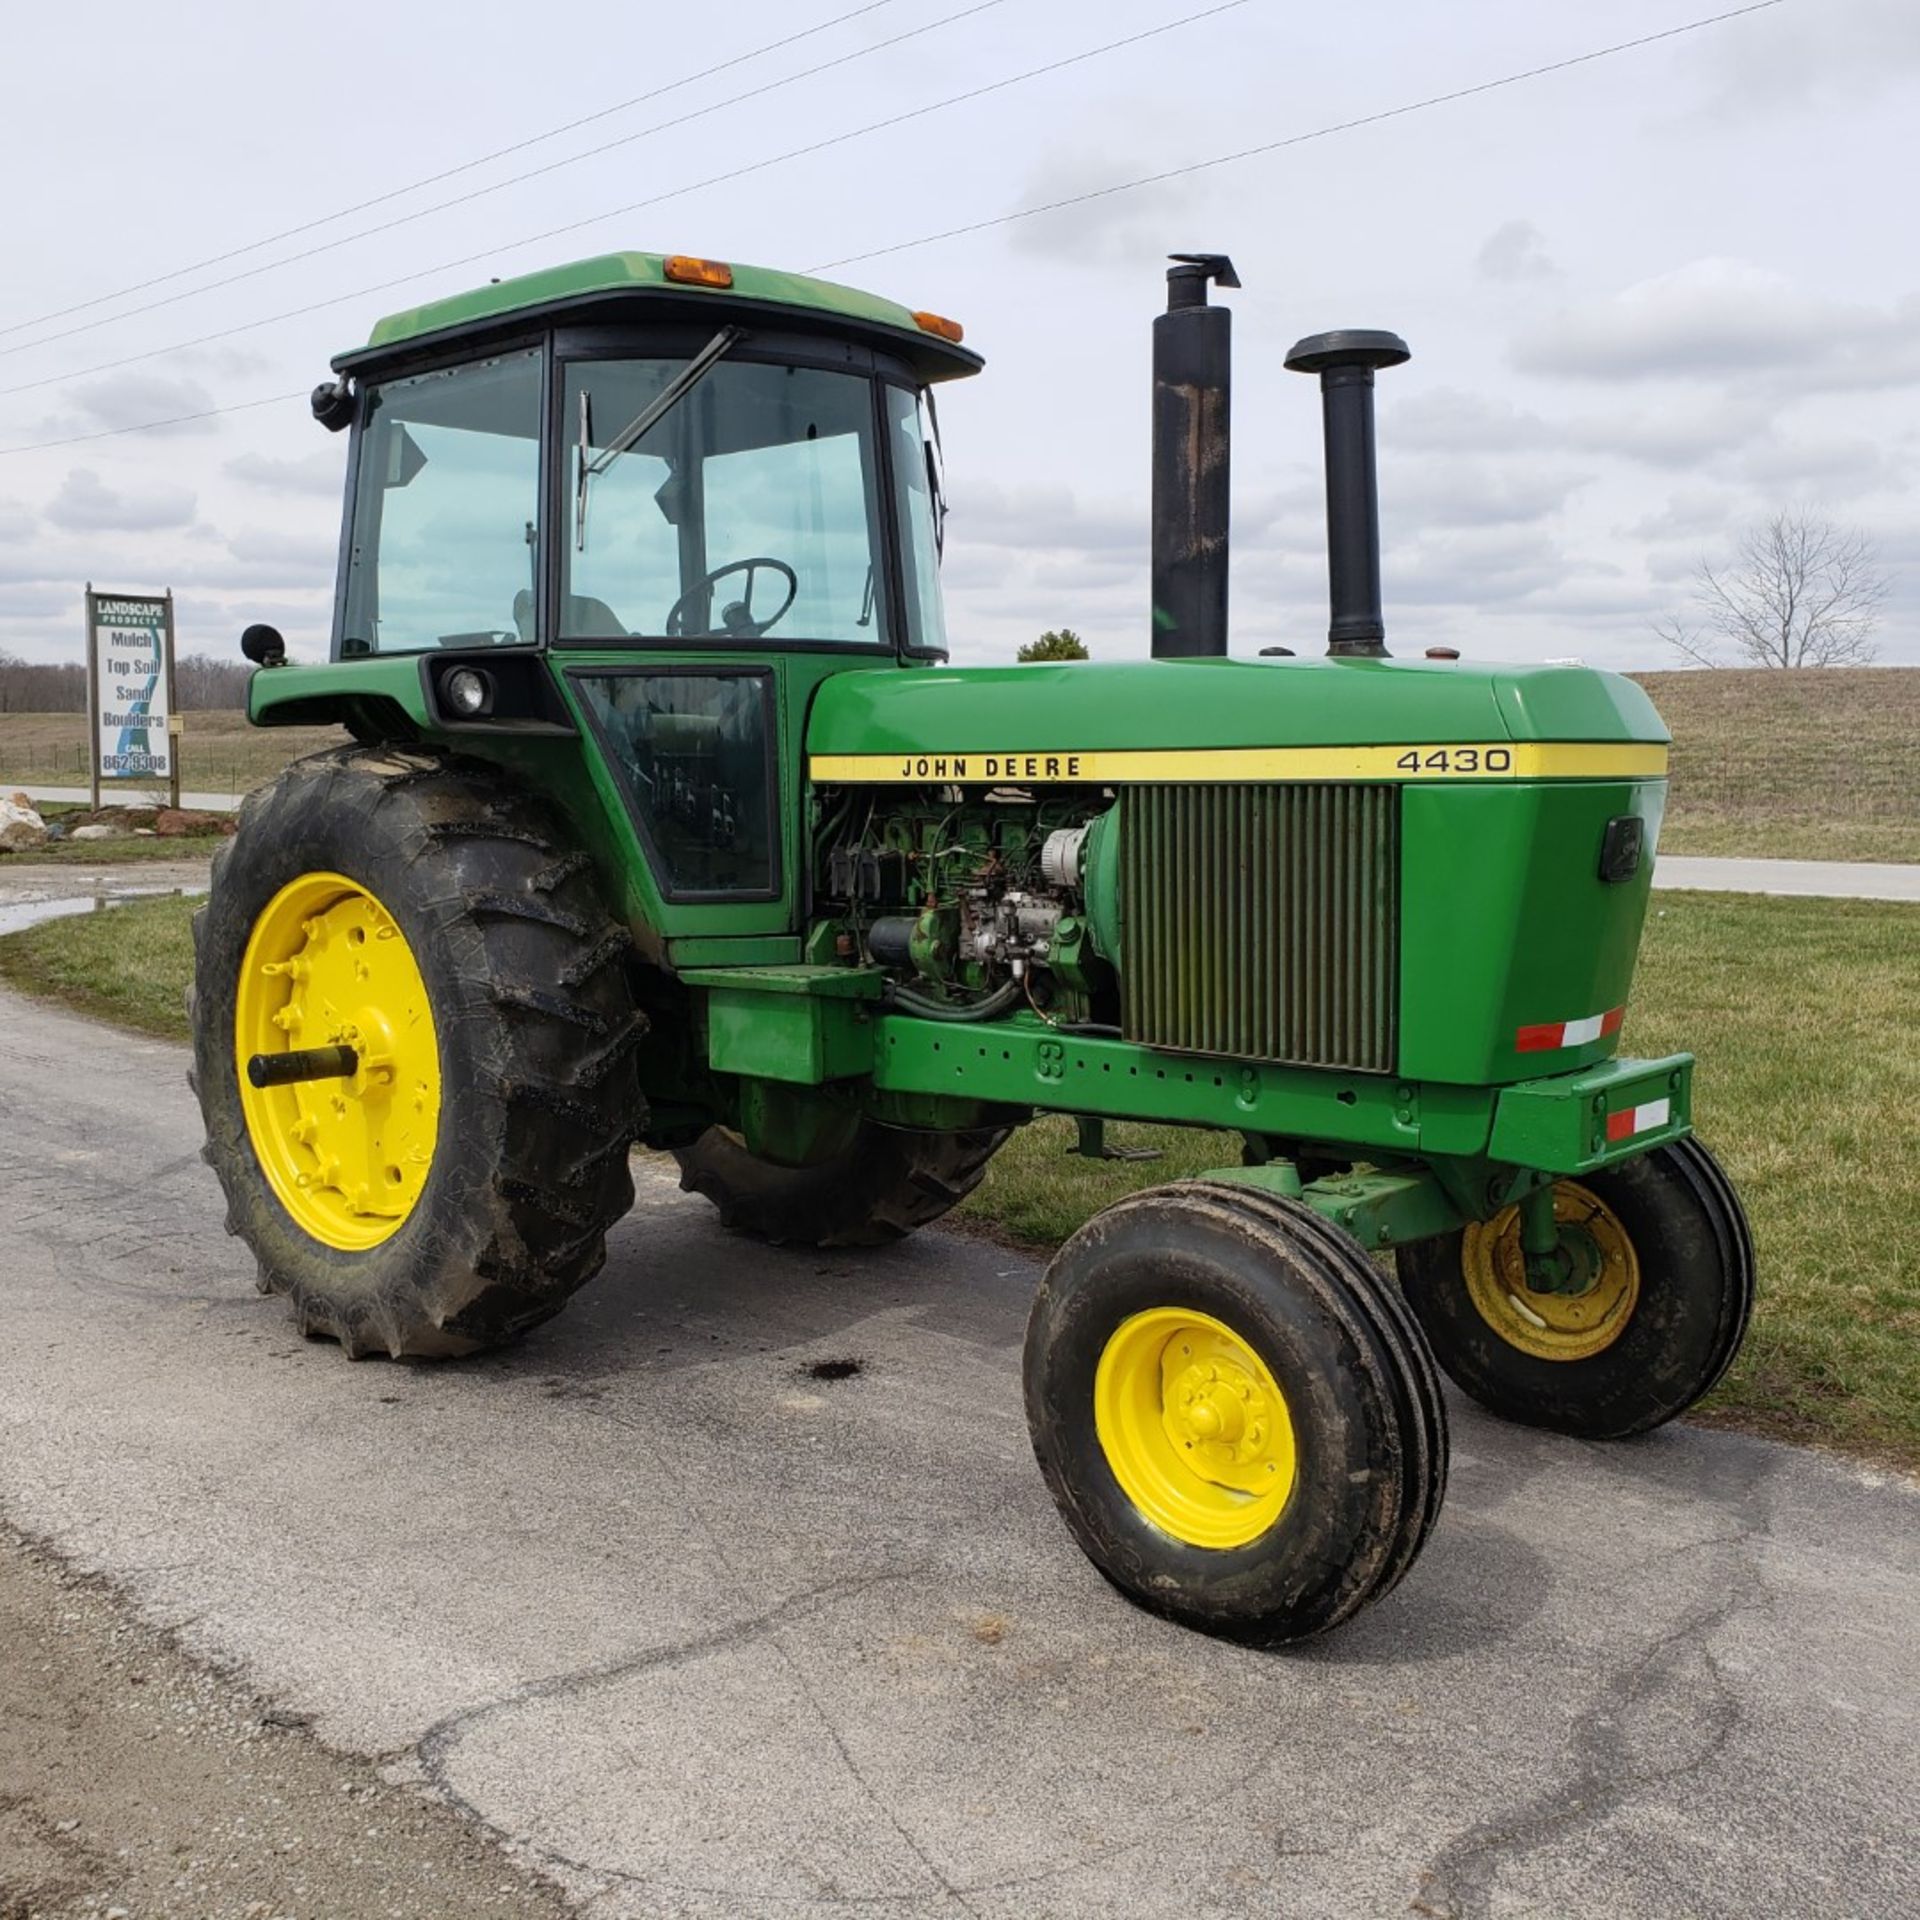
[807,743,1669,785]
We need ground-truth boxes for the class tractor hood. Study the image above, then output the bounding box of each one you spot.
[805,655,1669,786]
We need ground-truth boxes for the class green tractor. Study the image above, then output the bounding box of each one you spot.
[193,247,1752,1645]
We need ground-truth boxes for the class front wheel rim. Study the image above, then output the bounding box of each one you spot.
[234,872,440,1251]
[1093,1307,1298,1549]
[1462,1181,1639,1362]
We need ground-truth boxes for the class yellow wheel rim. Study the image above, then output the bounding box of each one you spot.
[1093,1308,1297,1550]
[1462,1182,1639,1363]
[234,872,440,1251]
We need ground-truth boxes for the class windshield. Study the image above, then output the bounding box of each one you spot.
[565,358,888,644]
[340,349,542,655]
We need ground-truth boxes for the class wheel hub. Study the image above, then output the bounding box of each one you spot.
[1462,1182,1639,1363]
[235,873,440,1251]
[1094,1308,1297,1550]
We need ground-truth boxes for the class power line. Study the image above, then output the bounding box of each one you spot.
[0,0,1784,459]
[0,0,1248,404]
[0,0,904,348]
[0,0,1009,366]
[2,391,306,455]
[812,0,1787,270]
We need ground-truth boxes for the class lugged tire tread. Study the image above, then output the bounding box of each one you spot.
[189,745,643,1358]
[1184,1182,1449,1601]
[1024,1179,1450,1645]
[675,1124,1010,1248]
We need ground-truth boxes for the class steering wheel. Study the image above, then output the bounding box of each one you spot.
[664,558,799,640]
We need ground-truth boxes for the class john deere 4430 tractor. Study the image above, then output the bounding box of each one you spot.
[194,248,1752,1645]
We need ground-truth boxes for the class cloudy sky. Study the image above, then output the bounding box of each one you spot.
[2,0,1916,672]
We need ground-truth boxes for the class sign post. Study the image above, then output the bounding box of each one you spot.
[84,586,179,811]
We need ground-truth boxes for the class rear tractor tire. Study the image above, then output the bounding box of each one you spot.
[191,746,644,1358]
[673,1121,1009,1248]
[1396,1136,1755,1439]
[1024,1180,1448,1646]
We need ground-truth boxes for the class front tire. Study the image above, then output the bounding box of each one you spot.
[1024,1181,1448,1646]
[673,1121,1008,1247]
[192,747,644,1357]
[1396,1137,1755,1439]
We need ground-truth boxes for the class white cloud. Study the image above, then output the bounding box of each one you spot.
[1684,0,1920,117]
[1393,388,1552,456]
[224,524,340,575]
[1512,259,1920,393]
[61,370,221,436]
[1003,137,1207,270]
[43,467,196,532]
[1475,220,1556,284]
[224,448,346,497]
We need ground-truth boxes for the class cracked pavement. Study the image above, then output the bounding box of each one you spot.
[1,987,1916,1919]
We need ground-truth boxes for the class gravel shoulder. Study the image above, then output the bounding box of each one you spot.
[0,1522,572,1920]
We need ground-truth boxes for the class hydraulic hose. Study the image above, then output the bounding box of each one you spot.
[883,980,1024,1024]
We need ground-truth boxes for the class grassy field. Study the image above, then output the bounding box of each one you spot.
[1632,667,1920,862]
[0,710,345,795]
[0,886,1913,1469]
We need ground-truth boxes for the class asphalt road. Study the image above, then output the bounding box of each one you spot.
[1,988,1915,1920]
[1652,855,1920,902]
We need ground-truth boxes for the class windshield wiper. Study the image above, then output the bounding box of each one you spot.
[924,385,949,559]
[576,325,746,551]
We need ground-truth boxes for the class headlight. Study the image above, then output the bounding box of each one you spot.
[444,667,493,718]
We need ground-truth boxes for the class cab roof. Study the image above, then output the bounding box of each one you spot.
[334,251,983,383]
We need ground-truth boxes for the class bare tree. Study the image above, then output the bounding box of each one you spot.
[1657,511,1890,667]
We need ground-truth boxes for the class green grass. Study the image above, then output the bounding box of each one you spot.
[1632,668,1920,863]
[0,893,196,1040]
[1,889,1914,1469]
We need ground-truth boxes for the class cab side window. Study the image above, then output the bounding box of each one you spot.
[341,350,542,655]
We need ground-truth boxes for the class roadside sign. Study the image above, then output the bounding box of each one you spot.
[84,585,180,809]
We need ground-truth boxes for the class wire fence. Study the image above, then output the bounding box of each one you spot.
[0,739,290,798]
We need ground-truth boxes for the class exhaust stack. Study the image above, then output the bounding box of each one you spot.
[1285,328,1410,658]
[1150,253,1239,658]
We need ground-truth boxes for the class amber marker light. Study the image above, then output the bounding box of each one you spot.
[912,310,965,343]
[663,255,734,289]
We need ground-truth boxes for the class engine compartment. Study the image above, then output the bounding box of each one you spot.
[815,783,1119,1025]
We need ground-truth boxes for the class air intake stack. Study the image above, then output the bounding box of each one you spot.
[1150,253,1239,658]
[1285,328,1410,658]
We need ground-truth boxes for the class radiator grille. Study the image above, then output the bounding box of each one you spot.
[1119,784,1400,1071]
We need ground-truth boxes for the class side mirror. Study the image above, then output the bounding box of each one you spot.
[240,624,287,668]
[310,379,354,433]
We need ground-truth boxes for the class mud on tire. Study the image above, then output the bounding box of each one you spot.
[191,746,643,1357]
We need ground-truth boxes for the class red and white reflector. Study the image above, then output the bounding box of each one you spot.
[1605,1097,1672,1144]
[1515,1006,1624,1053]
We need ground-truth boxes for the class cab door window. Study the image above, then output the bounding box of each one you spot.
[574,669,778,899]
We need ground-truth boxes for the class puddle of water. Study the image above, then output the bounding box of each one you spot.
[0,885,206,939]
